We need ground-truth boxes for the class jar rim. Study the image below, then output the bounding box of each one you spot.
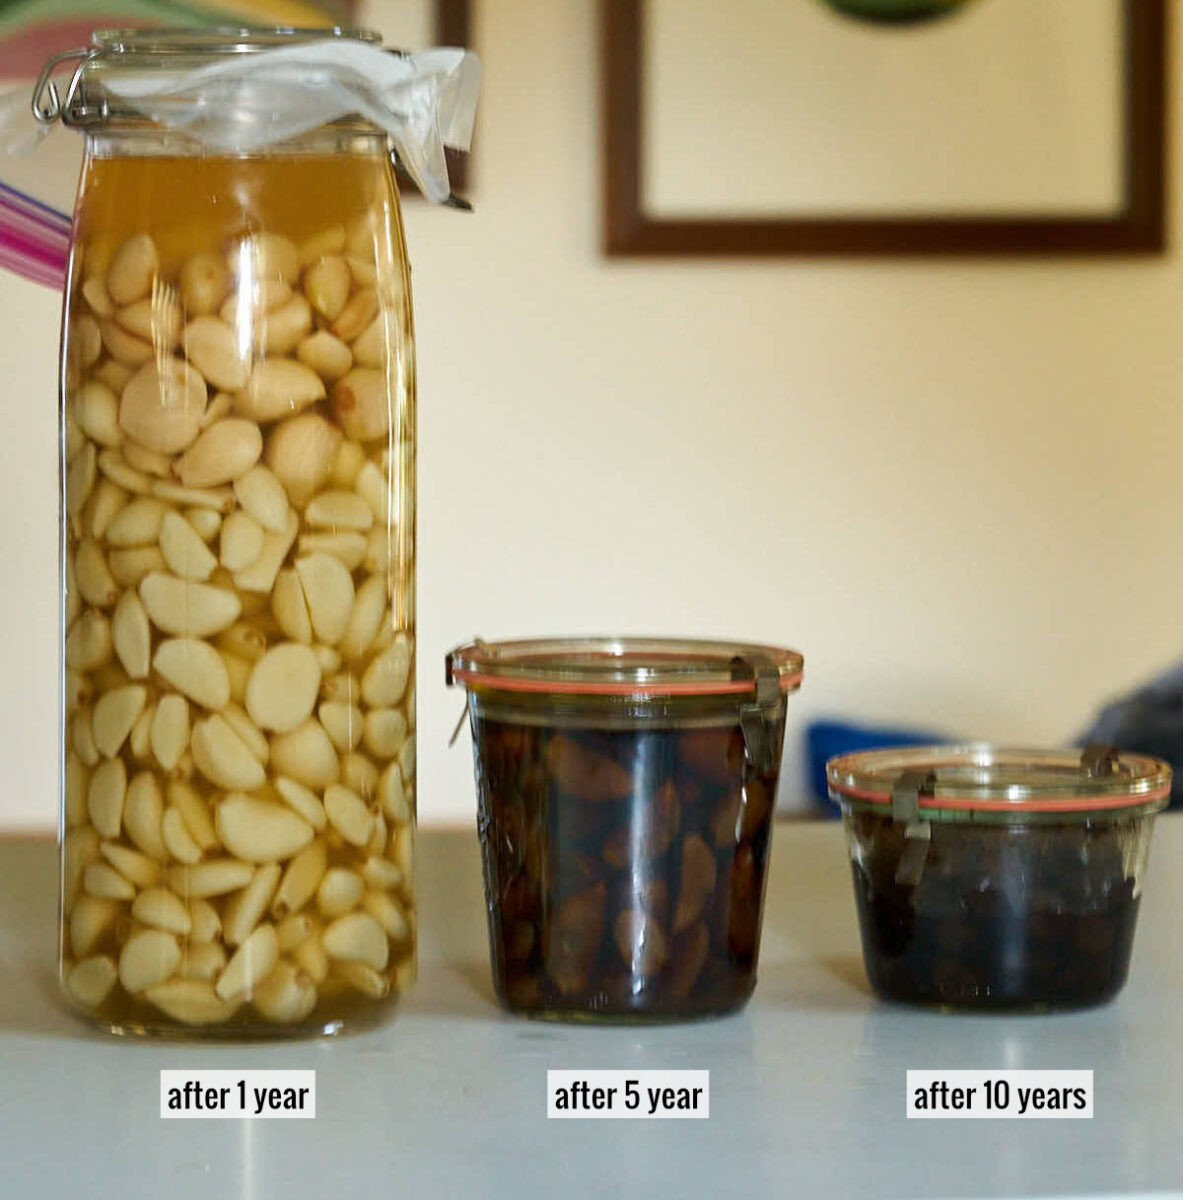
[89,27,383,54]
[445,637,804,699]
[827,744,1171,816]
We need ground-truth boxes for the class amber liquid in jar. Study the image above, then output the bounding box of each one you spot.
[60,147,416,1036]
[473,715,782,1020]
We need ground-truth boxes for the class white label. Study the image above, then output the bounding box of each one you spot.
[160,1070,316,1119]
[547,1070,709,1119]
[906,1070,1092,1119]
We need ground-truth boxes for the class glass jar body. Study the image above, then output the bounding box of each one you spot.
[59,130,417,1037]
[468,690,786,1022]
[840,807,1157,1010]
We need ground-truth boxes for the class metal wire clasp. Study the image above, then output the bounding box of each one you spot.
[732,654,782,774]
[892,768,935,887]
[32,47,103,127]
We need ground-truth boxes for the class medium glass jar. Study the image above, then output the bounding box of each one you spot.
[54,29,416,1036]
[828,746,1171,1011]
[447,637,804,1021]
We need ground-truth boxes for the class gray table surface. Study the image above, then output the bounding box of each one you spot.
[2,816,1182,1200]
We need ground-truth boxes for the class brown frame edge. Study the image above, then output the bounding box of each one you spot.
[602,0,1167,257]
[437,0,471,193]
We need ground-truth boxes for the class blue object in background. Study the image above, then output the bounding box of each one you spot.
[806,719,949,817]
[1079,660,1183,810]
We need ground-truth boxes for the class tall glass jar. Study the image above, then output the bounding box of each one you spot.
[53,29,416,1036]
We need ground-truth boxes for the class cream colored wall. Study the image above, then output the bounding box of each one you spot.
[1,0,1181,831]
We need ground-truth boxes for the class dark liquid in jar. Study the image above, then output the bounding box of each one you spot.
[472,717,783,1019]
[846,811,1143,1009]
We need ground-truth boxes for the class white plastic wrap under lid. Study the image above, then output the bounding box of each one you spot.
[95,43,480,204]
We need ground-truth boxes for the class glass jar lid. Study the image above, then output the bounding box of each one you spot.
[445,637,804,699]
[827,744,1172,819]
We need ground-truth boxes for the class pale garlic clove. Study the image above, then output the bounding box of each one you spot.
[340,752,378,801]
[183,316,251,391]
[235,358,325,423]
[166,858,254,898]
[149,694,190,771]
[298,226,346,266]
[295,553,354,646]
[245,643,322,733]
[323,783,374,847]
[140,573,242,638]
[99,840,160,888]
[167,780,219,850]
[175,418,263,488]
[118,929,181,993]
[153,638,232,710]
[230,233,299,285]
[179,942,228,981]
[74,380,122,447]
[330,368,391,442]
[188,898,222,943]
[272,567,313,643]
[159,510,218,581]
[179,251,232,316]
[115,296,181,348]
[121,441,173,478]
[255,295,312,357]
[331,288,378,343]
[232,509,298,594]
[270,719,339,790]
[83,861,135,900]
[215,922,279,1000]
[305,490,373,531]
[66,955,118,1008]
[144,978,241,1025]
[105,497,167,547]
[265,412,340,507]
[233,463,290,533]
[119,358,208,454]
[191,715,267,790]
[123,770,167,859]
[272,838,328,919]
[304,256,352,321]
[361,639,411,708]
[322,911,389,971]
[316,868,364,918]
[318,701,363,752]
[222,862,282,946]
[87,757,127,838]
[297,532,367,571]
[251,961,318,1024]
[219,510,265,571]
[132,887,192,934]
[70,895,119,958]
[99,318,154,366]
[106,233,158,306]
[274,776,327,831]
[161,804,203,863]
[220,702,269,763]
[297,330,352,382]
[91,684,147,757]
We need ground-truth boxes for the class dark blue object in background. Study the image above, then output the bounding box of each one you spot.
[806,719,949,817]
[1079,660,1183,810]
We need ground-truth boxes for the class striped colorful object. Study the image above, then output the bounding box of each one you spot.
[0,179,71,288]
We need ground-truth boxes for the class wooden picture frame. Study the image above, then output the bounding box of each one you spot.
[602,0,1166,257]
[437,0,472,193]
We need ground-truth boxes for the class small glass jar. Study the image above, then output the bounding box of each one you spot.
[54,28,417,1037]
[447,637,804,1021]
[828,746,1171,1011]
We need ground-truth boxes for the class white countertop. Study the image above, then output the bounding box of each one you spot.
[2,816,1182,1200]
